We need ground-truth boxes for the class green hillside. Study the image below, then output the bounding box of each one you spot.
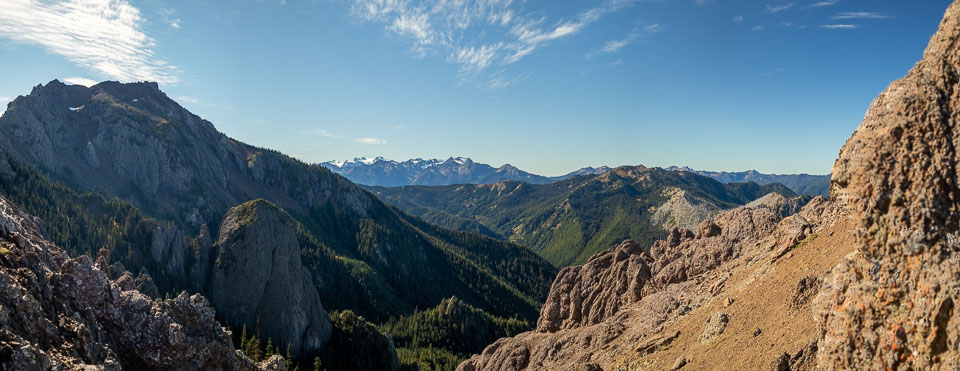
[368,166,796,267]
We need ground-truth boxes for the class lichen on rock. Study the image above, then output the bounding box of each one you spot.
[814,1,960,368]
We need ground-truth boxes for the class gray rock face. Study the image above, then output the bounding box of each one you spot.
[0,80,373,232]
[0,195,279,370]
[150,222,191,279]
[206,199,332,356]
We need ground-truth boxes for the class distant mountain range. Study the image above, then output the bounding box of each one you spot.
[367,165,801,267]
[319,157,610,187]
[664,167,830,197]
[321,157,829,196]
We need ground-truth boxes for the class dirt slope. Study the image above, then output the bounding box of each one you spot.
[458,199,849,371]
[614,217,854,370]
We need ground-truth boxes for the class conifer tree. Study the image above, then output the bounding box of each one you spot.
[285,344,293,370]
[240,324,248,352]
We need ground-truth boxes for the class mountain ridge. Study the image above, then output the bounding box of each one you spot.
[322,156,828,196]
[367,165,802,267]
[0,79,557,365]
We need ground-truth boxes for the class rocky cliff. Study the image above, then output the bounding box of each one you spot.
[814,0,960,368]
[204,199,332,357]
[0,79,556,329]
[0,80,372,231]
[458,197,846,370]
[0,195,282,370]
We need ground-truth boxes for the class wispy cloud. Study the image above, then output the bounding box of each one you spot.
[170,19,181,29]
[753,25,764,31]
[63,77,98,87]
[590,23,660,58]
[733,15,744,22]
[350,0,636,88]
[0,0,179,84]
[821,24,857,29]
[480,68,529,89]
[306,129,341,137]
[809,0,838,7]
[355,137,388,145]
[832,12,890,19]
[765,3,794,13]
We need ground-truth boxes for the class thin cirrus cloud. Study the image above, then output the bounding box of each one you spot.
[306,129,342,138]
[809,0,839,7]
[355,137,388,145]
[821,24,857,29]
[0,0,179,85]
[832,12,890,19]
[350,0,637,88]
[765,3,794,13]
[591,23,661,57]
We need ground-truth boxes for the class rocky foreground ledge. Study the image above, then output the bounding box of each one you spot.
[0,195,283,370]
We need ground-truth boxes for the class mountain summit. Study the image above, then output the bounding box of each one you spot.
[0,79,557,364]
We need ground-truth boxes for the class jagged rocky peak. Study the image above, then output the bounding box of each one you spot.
[0,195,283,370]
[205,199,332,357]
[815,1,960,368]
[536,239,653,333]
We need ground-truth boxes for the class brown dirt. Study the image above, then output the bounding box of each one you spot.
[613,217,855,370]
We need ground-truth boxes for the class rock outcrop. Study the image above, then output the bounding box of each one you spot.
[744,192,814,218]
[649,207,780,288]
[205,199,332,357]
[535,202,795,334]
[814,1,960,368]
[0,195,279,370]
[537,240,653,332]
[459,198,845,370]
[650,187,722,231]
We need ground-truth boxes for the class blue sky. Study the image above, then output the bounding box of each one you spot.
[0,0,951,176]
